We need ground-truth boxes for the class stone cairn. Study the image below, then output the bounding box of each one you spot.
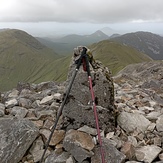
[0,61,163,163]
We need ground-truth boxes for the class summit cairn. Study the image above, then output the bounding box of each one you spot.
[62,47,116,132]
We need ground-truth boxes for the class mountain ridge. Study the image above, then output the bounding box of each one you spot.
[36,30,109,55]
[110,31,163,60]
[90,40,152,74]
[0,29,62,91]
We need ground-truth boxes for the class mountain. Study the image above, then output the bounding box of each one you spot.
[110,31,163,60]
[100,27,118,36]
[0,29,64,91]
[55,30,109,44]
[0,28,10,32]
[89,40,152,74]
[36,30,109,55]
[0,29,153,91]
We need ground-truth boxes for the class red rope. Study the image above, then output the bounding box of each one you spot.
[88,76,106,163]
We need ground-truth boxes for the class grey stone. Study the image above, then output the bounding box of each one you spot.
[10,106,28,118]
[135,145,162,163]
[66,156,75,163]
[50,101,60,111]
[18,89,33,99]
[121,141,135,160]
[40,129,65,146]
[29,136,50,162]
[45,152,70,163]
[154,137,162,146]
[31,100,40,108]
[36,110,56,120]
[156,114,163,132]
[18,98,32,108]
[78,125,97,136]
[106,132,115,139]
[117,112,151,133]
[40,95,55,105]
[35,81,57,92]
[159,153,163,160]
[0,118,39,163]
[91,138,126,163]
[147,123,156,131]
[127,136,138,147]
[17,82,31,92]
[0,103,5,117]
[63,129,94,162]
[146,111,161,121]
[5,98,18,108]
[53,93,62,100]
[8,89,19,98]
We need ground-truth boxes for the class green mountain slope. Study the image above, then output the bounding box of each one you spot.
[0,29,62,91]
[45,40,153,83]
[0,29,153,92]
[90,40,153,74]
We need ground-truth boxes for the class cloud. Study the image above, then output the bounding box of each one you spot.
[0,0,163,23]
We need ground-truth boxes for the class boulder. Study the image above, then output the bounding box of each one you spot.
[40,129,65,146]
[78,125,97,136]
[91,138,126,163]
[10,106,28,118]
[135,145,162,163]
[18,97,32,108]
[0,118,39,163]
[5,98,18,108]
[117,112,150,133]
[63,129,94,162]
[45,151,70,163]
[40,95,55,105]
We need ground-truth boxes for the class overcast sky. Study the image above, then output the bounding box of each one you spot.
[0,0,163,37]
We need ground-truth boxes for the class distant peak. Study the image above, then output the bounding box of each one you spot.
[91,30,108,37]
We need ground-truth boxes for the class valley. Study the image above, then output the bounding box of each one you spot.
[0,28,163,91]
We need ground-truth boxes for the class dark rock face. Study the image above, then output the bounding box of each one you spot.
[0,118,39,163]
[63,61,115,132]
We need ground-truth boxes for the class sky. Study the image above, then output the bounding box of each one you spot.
[0,0,163,37]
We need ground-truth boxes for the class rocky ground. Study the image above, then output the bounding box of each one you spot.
[0,61,163,163]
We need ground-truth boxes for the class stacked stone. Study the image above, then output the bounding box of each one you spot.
[0,61,121,163]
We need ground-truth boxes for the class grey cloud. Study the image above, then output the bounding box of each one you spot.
[0,0,163,23]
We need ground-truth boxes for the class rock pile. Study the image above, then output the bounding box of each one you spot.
[0,61,162,163]
[113,61,163,163]
[0,59,119,163]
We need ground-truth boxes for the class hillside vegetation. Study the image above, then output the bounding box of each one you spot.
[0,29,63,91]
[0,29,152,91]
[90,40,152,74]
